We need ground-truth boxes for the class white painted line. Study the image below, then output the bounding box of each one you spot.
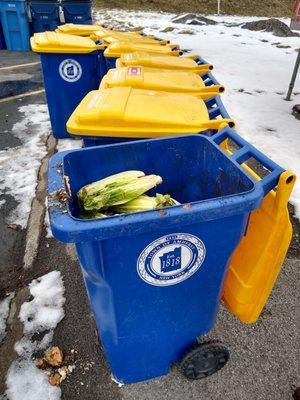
[0,61,40,71]
[0,89,45,103]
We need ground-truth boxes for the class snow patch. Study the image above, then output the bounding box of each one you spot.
[5,271,65,400]
[56,138,83,152]
[6,359,61,400]
[44,198,53,239]
[0,293,14,343]
[0,198,6,209]
[19,270,65,335]
[0,104,50,228]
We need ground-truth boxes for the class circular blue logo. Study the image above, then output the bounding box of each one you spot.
[59,59,82,83]
[137,233,206,286]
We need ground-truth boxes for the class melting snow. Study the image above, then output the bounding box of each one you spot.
[5,271,65,400]
[0,104,50,228]
[95,10,300,217]
[56,138,83,152]
[0,293,14,343]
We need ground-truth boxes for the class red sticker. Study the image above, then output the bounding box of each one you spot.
[127,67,142,76]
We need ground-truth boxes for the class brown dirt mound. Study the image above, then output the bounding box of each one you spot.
[242,18,299,37]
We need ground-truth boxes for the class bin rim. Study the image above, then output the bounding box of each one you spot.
[48,129,285,243]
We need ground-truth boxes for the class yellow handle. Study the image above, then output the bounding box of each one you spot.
[274,171,296,214]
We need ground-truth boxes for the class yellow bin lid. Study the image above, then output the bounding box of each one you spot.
[56,23,103,36]
[30,32,103,54]
[67,87,232,138]
[104,42,182,59]
[116,51,213,74]
[100,66,225,95]
[91,29,170,45]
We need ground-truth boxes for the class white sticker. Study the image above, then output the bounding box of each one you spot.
[137,233,206,286]
[59,59,82,83]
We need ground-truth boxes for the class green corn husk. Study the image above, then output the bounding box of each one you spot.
[77,170,145,204]
[111,194,179,214]
[81,174,163,211]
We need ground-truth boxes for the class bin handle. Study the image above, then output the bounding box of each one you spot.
[210,126,286,195]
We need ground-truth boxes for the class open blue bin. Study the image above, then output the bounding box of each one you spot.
[31,32,107,139]
[61,0,92,24]
[29,1,60,33]
[48,127,283,383]
[0,0,30,51]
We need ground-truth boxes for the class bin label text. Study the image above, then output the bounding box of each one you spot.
[127,67,142,76]
[59,59,82,83]
[137,233,206,286]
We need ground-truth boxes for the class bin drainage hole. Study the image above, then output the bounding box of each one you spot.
[286,175,295,184]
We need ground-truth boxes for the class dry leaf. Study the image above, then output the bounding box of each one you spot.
[45,347,63,367]
[7,223,21,231]
[49,373,61,386]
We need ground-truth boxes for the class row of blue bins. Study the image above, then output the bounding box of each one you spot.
[0,0,92,51]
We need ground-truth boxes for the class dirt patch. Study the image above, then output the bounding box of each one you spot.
[292,104,300,120]
[178,29,195,35]
[172,14,218,25]
[93,0,294,18]
[160,26,175,32]
[242,18,299,37]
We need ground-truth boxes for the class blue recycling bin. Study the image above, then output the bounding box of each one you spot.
[0,20,6,49]
[48,128,283,383]
[61,0,92,25]
[0,0,30,51]
[29,1,60,33]
[31,32,107,139]
[105,56,116,70]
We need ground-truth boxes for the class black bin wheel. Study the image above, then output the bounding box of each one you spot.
[180,341,229,380]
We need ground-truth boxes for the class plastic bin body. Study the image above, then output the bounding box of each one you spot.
[0,20,6,49]
[0,0,30,51]
[82,136,138,147]
[40,51,101,138]
[105,55,116,70]
[62,1,92,25]
[48,134,267,383]
[29,1,60,33]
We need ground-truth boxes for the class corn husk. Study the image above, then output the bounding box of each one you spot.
[78,170,145,203]
[111,194,178,214]
[80,174,163,211]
